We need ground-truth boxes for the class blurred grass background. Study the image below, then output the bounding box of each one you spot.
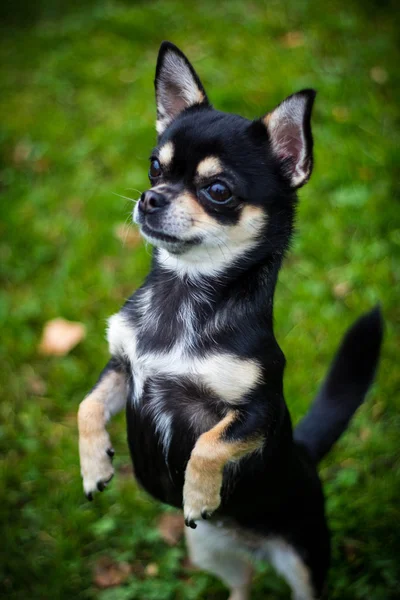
[0,0,399,598]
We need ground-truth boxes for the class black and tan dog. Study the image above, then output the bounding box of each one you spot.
[78,42,383,599]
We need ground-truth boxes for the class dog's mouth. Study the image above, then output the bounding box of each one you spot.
[141,224,182,244]
[140,223,200,253]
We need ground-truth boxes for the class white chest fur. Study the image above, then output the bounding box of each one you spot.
[107,312,262,406]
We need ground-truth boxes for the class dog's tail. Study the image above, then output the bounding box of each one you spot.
[294,306,383,463]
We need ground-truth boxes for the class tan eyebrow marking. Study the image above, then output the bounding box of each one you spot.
[159,141,174,166]
[196,156,223,179]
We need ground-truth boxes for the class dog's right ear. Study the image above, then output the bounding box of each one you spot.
[155,41,210,136]
[261,89,316,188]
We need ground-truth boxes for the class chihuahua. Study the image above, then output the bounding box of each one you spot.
[78,42,383,599]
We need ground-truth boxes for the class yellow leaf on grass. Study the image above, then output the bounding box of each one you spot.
[93,557,132,589]
[157,513,184,546]
[13,140,32,164]
[333,281,351,299]
[145,563,159,577]
[38,318,86,356]
[280,31,305,48]
[23,365,47,395]
[370,66,388,84]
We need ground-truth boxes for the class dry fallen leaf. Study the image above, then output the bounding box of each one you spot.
[359,427,371,442]
[280,31,305,48]
[24,369,47,396]
[13,140,32,164]
[333,281,351,299]
[145,563,159,577]
[33,157,50,173]
[157,513,185,546]
[93,556,132,589]
[38,318,86,356]
[370,66,388,84]
[114,223,142,248]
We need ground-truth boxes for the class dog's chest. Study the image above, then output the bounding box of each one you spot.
[106,292,262,505]
[107,306,262,408]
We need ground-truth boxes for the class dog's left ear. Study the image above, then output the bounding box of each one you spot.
[262,89,316,188]
[155,41,210,135]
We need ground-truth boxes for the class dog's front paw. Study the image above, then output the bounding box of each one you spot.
[79,429,115,500]
[183,464,222,529]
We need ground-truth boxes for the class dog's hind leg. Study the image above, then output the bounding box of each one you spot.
[262,538,315,599]
[185,521,253,600]
[78,358,128,500]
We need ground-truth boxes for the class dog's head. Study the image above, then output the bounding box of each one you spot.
[134,42,316,276]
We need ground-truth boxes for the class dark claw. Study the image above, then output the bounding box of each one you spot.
[86,492,93,501]
[106,448,115,459]
[185,517,197,529]
[97,481,105,492]
[201,509,211,520]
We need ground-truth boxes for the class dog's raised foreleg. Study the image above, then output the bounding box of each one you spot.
[78,359,128,499]
[183,410,263,528]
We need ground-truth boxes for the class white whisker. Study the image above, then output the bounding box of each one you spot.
[113,192,140,204]
[125,187,143,196]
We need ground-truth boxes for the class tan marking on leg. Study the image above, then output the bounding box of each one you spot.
[196,156,224,179]
[78,370,127,497]
[184,412,263,523]
[78,399,106,435]
[159,141,174,167]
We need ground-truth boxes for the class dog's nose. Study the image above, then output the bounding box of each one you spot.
[139,190,169,214]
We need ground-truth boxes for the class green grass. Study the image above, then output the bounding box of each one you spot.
[1,1,399,598]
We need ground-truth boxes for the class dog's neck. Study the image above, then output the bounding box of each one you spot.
[151,245,283,328]
[155,233,267,279]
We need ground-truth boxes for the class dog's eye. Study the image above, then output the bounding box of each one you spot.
[149,159,162,179]
[206,182,232,204]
